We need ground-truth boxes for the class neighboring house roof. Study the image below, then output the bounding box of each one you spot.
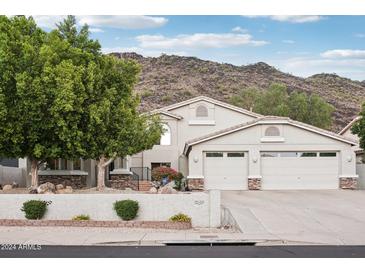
[339,116,360,135]
[183,116,359,155]
[159,96,264,118]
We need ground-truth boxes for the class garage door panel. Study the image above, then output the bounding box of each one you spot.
[204,152,248,190]
[261,153,339,190]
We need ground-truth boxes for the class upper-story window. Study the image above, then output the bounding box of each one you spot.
[196,105,208,117]
[159,124,171,145]
[265,126,280,136]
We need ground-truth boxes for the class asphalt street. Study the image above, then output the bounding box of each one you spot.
[1,245,365,258]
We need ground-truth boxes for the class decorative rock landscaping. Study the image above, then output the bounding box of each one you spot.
[0,219,192,230]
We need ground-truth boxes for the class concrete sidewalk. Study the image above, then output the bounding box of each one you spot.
[0,226,250,246]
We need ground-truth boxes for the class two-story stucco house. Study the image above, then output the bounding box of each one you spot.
[18,96,358,191]
[129,96,359,190]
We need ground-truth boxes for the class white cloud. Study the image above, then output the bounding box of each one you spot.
[32,15,66,28]
[243,15,323,23]
[89,28,104,33]
[355,33,365,38]
[32,15,167,30]
[231,26,248,33]
[135,33,268,49]
[276,56,365,80]
[269,15,323,23]
[282,39,295,44]
[321,49,365,59]
[78,15,168,29]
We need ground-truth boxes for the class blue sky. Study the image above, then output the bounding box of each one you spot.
[34,15,365,80]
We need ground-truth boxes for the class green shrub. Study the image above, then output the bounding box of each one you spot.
[21,200,51,220]
[169,213,191,223]
[161,95,172,102]
[72,214,90,221]
[141,90,153,98]
[174,172,185,190]
[114,200,139,221]
[152,166,179,182]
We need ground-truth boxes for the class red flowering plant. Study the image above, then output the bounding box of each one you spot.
[152,166,179,182]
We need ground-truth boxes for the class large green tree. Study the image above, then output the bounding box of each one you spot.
[82,55,163,189]
[0,15,88,188]
[53,17,163,190]
[230,83,335,129]
[0,16,162,189]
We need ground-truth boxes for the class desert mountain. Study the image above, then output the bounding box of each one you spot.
[112,52,365,132]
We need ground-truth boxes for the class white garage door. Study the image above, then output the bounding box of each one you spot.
[204,152,248,190]
[261,151,339,190]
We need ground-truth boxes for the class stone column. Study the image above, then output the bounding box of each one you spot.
[187,176,205,191]
[339,176,358,189]
[248,148,262,190]
[248,177,262,190]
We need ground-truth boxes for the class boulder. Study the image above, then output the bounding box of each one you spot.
[2,184,13,191]
[149,187,158,194]
[37,182,56,194]
[151,181,161,188]
[57,186,73,194]
[158,185,175,194]
[165,181,176,188]
[56,184,64,190]
[29,188,37,194]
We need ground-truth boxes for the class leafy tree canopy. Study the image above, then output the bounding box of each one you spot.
[230,83,335,129]
[351,108,365,150]
[0,15,163,188]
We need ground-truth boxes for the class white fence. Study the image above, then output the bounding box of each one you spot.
[0,165,25,187]
[356,164,365,189]
[0,191,221,228]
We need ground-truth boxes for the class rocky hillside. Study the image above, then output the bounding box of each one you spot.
[112,52,365,132]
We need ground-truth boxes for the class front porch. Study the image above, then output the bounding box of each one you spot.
[25,157,154,191]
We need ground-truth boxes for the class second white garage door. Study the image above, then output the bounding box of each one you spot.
[204,151,248,190]
[261,151,339,190]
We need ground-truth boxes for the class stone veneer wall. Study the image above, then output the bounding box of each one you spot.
[38,175,87,189]
[339,177,358,190]
[187,178,204,191]
[248,177,261,190]
[108,174,138,190]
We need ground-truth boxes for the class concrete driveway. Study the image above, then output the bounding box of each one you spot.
[222,190,365,245]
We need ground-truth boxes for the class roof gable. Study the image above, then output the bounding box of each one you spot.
[184,116,358,155]
[160,96,263,118]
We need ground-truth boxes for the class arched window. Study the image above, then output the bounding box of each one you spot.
[159,124,171,145]
[196,105,208,117]
[265,126,280,136]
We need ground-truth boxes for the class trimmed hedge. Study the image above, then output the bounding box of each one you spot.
[113,199,139,221]
[21,200,51,220]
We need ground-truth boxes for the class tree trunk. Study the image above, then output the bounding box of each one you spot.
[96,156,116,191]
[30,159,39,189]
[96,158,106,191]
